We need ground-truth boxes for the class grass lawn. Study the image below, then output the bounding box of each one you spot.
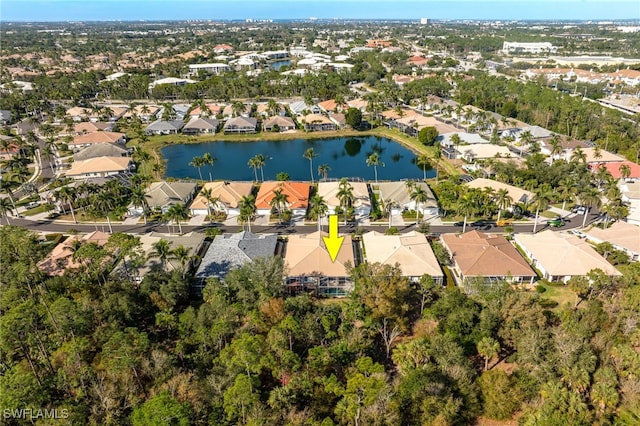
[23,204,54,216]
[540,210,560,219]
[537,282,577,309]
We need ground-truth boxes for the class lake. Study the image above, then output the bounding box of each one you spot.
[162,136,434,181]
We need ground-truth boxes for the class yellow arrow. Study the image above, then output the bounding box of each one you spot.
[322,215,344,263]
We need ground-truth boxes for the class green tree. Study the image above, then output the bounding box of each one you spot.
[309,193,328,232]
[318,163,331,180]
[345,107,363,128]
[366,152,385,183]
[270,187,289,224]
[415,154,431,180]
[164,203,188,234]
[303,147,318,183]
[202,152,217,181]
[189,155,205,181]
[239,194,256,232]
[418,126,439,146]
[409,184,430,223]
[131,391,192,426]
[477,336,500,371]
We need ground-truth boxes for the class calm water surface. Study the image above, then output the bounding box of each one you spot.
[162,136,434,181]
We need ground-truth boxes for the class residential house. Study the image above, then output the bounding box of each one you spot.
[262,116,296,132]
[223,117,257,134]
[460,144,513,163]
[577,221,640,261]
[619,180,640,225]
[189,181,254,216]
[182,117,219,135]
[288,100,321,116]
[188,63,231,75]
[130,181,198,215]
[65,106,95,122]
[148,77,195,90]
[194,232,278,284]
[583,147,626,165]
[376,181,438,216]
[114,232,206,283]
[329,113,346,129]
[122,104,161,122]
[66,156,134,179]
[318,99,346,113]
[38,231,111,276]
[255,181,310,216]
[302,113,337,132]
[513,230,621,283]
[69,131,126,150]
[0,110,12,124]
[284,231,355,297]
[317,181,371,217]
[187,104,223,119]
[466,178,535,206]
[12,119,39,136]
[145,119,184,135]
[441,230,537,286]
[72,121,113,135]
[0,136,19,161]
[361,231,444,283]
[596,161,640,181]
[73,143,129,162]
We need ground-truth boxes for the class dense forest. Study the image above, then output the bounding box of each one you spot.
[1,225,639,425]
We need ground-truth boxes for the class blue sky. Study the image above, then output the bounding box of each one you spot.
[1,1,639,21]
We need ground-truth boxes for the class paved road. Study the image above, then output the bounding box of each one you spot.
[4,209,600,236]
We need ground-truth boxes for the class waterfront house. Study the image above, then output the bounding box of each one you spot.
[66,156,134,179]
[223,116,257,134]
[182,117,219,135]
[317,181,371,217]
[254,181,310,216]
[189,181,254,216]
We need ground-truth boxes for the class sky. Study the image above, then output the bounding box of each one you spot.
[1,0,639,22]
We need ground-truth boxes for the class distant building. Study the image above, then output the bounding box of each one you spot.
[502,42,558,54]
[420,18,429,25]
[188,63,231,75]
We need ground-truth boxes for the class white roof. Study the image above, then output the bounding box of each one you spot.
[582,221,640,255]
[514,230,621,277]
[362,231,443,278]
[467,178,534,204]
[317,181,370,209]
[439,132,488,146]
[460,144,513,159]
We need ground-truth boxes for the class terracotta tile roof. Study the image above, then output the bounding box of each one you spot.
[596,161,640,179]
[67,156,131,176]
[442,230,535,278]
[255,181,310,210]
[71,131,125,145]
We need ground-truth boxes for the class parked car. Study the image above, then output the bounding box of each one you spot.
[547,218,565,228]
[496,218,513,227]
[471,220,493,228]
[572,206,587,215]
[453,221,464,227]
[25,201,41,209]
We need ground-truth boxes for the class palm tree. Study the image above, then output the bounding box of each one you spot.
[518,130,533,156]
[531,189,552,234]
[172,245,193,278]
[336,178,354,225]
[189,155,205,181]
[0,197,14,224]
[254,154,266,182]
[494,188,513,223]
[477,337,500,371]
[248,156,259,182]
[269,188,289,224]
[309,193,328,232]
[549,134,563,163]
[165,203,189,234]
[366,152,385,183]
[317,163,331,181]
[619,163,631,180]
[161,103,177,121]
[303,147,318,183]
[56,186,77,224]
[0,177,19,215]
[232,101,246,117]
[457,191,478,233]
[200,187,219,223]
[578,188,602,228]
[150,239,173,269]
[557,179,576,212]
[93,190,115,234]
[239,195,256,232]
[415,154,431,181]
[450,133,462,166]
[410,185,430,223]
[129,185,150,225]
[202,152,217,182]
[571,146,587,164]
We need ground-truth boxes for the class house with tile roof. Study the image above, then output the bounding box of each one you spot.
[129,181,198,215]
[72,121,113,135]
[441,230,536,286]
[189,181,254,216]
[262,116,296,132]
[38,231,110,276]
[194,232,278,284]
[69,131,126,150]
[577,221,640,261]
[223,116,257,134]
[376,181,438,216]
[302,113,337,132]
[362,231,444,283]
[596,161,640,181]
[145,119,184,135]
[513,230,621,283]
[255,181,311,216]
[66,156,133,179]
[182,117,219,135]
[317,181,371,216]
[73,143,129,162]
[284,231,355,297]
[466,178,535,205]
